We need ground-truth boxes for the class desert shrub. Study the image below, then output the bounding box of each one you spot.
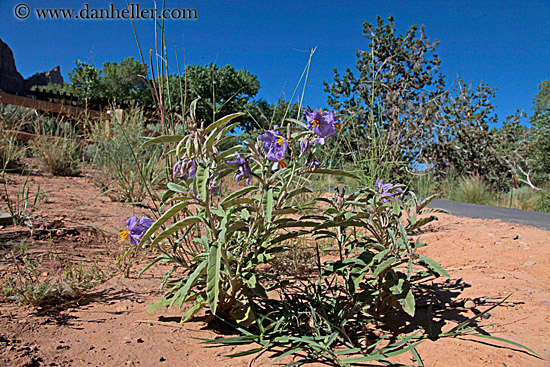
[507,186,550,212]
[30,135,82,176]
[134,104,463,364]
[446,175,493,205]
[29,118,82,176]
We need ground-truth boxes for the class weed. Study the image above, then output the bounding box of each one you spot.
[1,170,43,226]
[2,239,110,307]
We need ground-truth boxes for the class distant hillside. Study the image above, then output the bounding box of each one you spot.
[0,37,64,95]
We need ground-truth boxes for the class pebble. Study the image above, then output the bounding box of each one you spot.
[524,261,536,266]
[512,234,519,240]
[464,299,476,309]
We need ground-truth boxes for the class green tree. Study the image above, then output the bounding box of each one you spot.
[99,57,150,105]
[324,15,445,177]
[66,60,103,105]
[529,80,550,184]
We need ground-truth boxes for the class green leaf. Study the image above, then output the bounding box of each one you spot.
[141,201,192,244]
[341,340,424,363]
[390,277,415,317]
[264,188,274,223]
[465,333,542,358]
[373,256,397,278]
[203,112,245,135]
[167,182,188,193]
[220,186,257,205]
[145,297,171,313]
[141,135,184,148]
[181,296,207,322]
[169,260,207,308]
[206,242,221,314]
[226,347,265,358]
[220,121,241,138]
[417,254,449,277]
[189,97,200,122]
[150,216,203,247]
[407,215,439,232]
[217,145,243,162]
[221,197,253,210]
[195,162,210,202]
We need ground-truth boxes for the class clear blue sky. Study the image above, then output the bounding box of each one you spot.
[1,0,549,125]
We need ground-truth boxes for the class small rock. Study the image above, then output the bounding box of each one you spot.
[481,312,491,319]
[159,357,166,362]
[524,261,536,266]
[464,299,476,309]
[512,234,519,240]
[134,338,144,343]
[115,304,129,313]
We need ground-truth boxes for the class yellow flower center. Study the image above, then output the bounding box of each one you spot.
[311,120,320,128]
[119,230,130,242]
[277,136,285,146]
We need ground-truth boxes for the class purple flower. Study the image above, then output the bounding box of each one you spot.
[226,153,253,185]
[375,179,404,198]
[308,156,321,170]
[173,159,197,180]
[258,125,288,164]
[119,216,155,246]
[304,109,341,144]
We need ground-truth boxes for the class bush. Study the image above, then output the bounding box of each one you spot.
[447,175,493,205]
[29,118,82,176]
[137,106,459,364]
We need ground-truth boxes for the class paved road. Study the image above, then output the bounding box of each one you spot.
[427,199,550,230]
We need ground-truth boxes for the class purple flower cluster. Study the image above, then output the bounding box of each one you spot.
[226,153,253,185]
[119,216,155,246]
[304,109,341,145]
[173,159,197,180]
[375,179,404,200]
[258,125,288,167]
[299,109,342,159]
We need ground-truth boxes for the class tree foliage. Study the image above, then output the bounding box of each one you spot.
[424,79,520,189]
[324,15,445,177]
[529,81,550,184]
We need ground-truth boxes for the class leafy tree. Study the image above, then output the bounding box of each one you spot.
[99,57,150,105]
[324,15,445,178]
[424,79,509,187]
[66,60,103,105]
[529,80,550,184]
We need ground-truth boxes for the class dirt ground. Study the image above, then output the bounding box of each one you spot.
[0,170,549,367]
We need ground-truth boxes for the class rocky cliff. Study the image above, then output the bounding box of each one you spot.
[0,38,64,95]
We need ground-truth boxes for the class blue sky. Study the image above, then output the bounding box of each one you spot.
[1,0,549,125]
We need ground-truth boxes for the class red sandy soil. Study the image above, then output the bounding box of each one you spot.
[0,169,549,367]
